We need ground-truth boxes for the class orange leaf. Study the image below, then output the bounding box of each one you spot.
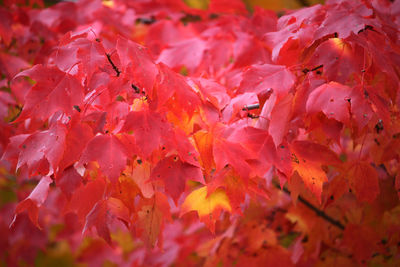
[136,192,171,248]
[290,141,340,202]
[292,156,327,203]
[348,162,379,203]
[194,130,215,175]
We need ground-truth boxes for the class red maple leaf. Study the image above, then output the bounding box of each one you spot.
[13,65,84,122]
[17,122,67,176]
[80,134,127,183]
[11,176,53,229]
[151,156,204,203]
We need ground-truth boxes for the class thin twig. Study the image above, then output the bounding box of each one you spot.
[273,181,345,230]
[242,103,260,111]
[311,64,323,72]
[106,53,121,77]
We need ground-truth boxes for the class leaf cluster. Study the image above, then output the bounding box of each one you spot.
[1,0,400,266]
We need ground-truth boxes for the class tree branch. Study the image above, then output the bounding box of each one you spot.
[273,181,345,230]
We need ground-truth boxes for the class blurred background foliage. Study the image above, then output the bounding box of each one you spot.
[184,0,325,11]
[2,0,325,10]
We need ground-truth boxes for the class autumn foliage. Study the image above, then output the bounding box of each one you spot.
[1,0,400,265]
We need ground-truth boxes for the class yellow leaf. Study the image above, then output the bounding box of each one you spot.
[181,186,231,233]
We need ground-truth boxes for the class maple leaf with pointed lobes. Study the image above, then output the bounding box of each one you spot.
[208,168,246,213]
[67,178,106,222]
[76,38,107,80]
[291,140,341,202]
[121,108,170,159]
[156,63,201,115]
[264,4,323,64]
[163,128,200,167]
[291,140,341,166]
[306,38,362,84]
[12,65,84,122]
[83,198,130,245]
[11,176,53,229]
[269,93,293,147]
[211,125,256,180]
[17,122,67,176]
[57,120,93,174]
[238,64,295,97]
[348,161,380,203]
[236,126,292,178]
[195,78,230,110]
[157,37,206,74]
[80,134,127,183]
[306,81,351,124]
[314,1,376,40]
[116,37,158,96]
[56,166,82,200]
[213,137,253,180]
[136,192,171,248]
[180,186,232,233]
[151,156,204,204]
[291,158,327,203]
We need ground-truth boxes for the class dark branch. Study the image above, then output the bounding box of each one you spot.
[106,53,121,77]
[273,181,345,230]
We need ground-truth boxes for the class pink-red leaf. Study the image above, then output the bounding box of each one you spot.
[157,38,206,73]
[238,64,295,97]
[80,134,127,183]
[306,81,351,124]
[57,165,82,200]
[17,122,67,176]
[11,176,53,229]
[116,37,158,96]
[13,65,84,122]
[151,156,204,203]
[121,108,170,158]
[83,198,130,245]
[269,93,293,147]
